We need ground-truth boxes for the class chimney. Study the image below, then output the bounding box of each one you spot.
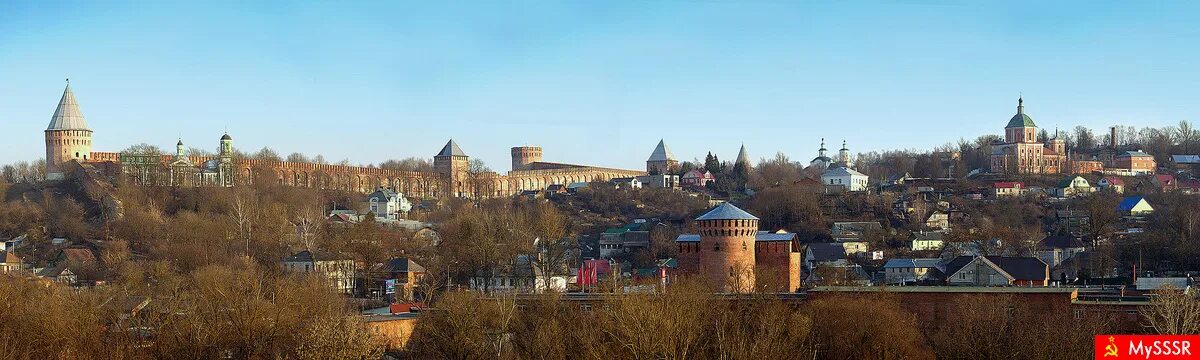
[1110,126,1118,149]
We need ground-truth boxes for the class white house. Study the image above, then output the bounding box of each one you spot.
[366,187,413,220]
[1053,176,1093,198]
[910,231,945,251]
[821,167,870,192]
[925,211,950,230]
[993,182,1025,198]
[610,177,642,190]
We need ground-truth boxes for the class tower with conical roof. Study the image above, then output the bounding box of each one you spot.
[696,202,759,293]
[646,139,678,175]
[45,79,93,180]
[735,144,751,169]
[434,139,470,197]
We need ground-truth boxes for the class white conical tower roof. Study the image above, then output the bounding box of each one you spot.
[735,143,751,166]
[47,81,89,131]
[647,139,675,162]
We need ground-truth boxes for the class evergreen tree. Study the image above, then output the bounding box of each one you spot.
[704,152,721,174]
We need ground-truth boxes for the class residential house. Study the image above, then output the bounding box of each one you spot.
[1056,210,1090,236]
[803,243,848,273]
[681,169,716,189]
[1114,150,1156,174]
[540,183,563,195]
[366,187,413,220]
[1117,196,1154,218]
[636,174,680,189]
[1152,174,1177,191]
[599,227,630,258]
[518,190,543,200]
[1171,154,1200,174]
[831,222,881,254]
[882,258,943,285]
[821,167,870,192]
[925,211,950,230]
[1,250,26,273]
[36,266,77,285]
[944,256,1049,286]
[377,257,426,301]
[610,177,642,190]
[993,181,1025,198]
[885,172,911,187]
[1051,251,1121,283]
[1053,176,1093,198]
[565,182,589,193]
[52,247,99,268]
[1097,176,1125,194]
[468,254,536,293]
[1180,179,1200,194]
[1037,235,1087,268]
[911,231,946,251]
[831,222,882,242]
[0,234,26,252]
[283,250,357,295]
[598,220,656,258]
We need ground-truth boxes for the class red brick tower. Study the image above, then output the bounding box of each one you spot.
[434,139,469,197]
[510,146,542,171]
[45,80,92,180]
[696,203,759,293]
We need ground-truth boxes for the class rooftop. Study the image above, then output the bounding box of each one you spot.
[1005,97,1036,128]
[436,139,467,157]
[647,140,676,162]
[47,82,90,131]
[695,202,759,221]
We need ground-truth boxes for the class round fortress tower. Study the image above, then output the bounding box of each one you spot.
[45,80,93,180]
[696,202,759,293]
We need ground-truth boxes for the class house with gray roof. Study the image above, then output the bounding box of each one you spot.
[944,255,1049,286]
[882,258,943,285]
[283,250,357,295]
[366,187,413,220]
[803,243,848,272]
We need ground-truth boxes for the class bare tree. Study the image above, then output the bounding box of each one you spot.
[286,152,311,163]
[229,190,256,254]
[1141,286,1200,335]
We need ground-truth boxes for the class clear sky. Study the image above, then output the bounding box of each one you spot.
[2,1,1198,170]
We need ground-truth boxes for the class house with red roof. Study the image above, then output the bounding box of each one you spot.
[1097,176,1125,194]
[1152,174,1177,191]
[680,169,715,189]
[993,181,1025,198]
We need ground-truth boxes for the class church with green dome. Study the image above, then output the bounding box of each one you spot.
[989,97,1068,174]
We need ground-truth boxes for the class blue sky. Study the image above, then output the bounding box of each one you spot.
[2,1,1198,170]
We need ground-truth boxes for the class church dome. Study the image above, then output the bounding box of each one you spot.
[1005,97,1036,128]
[221,133,232,141]
[1006,113,1036,128]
